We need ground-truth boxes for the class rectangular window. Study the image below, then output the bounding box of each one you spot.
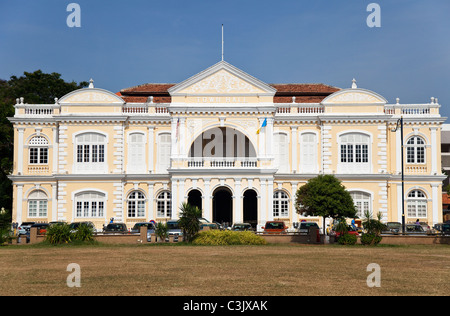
[83,201,89,217]
[77,145,83,163]
[347,145,353,163]
[92,201,97,217]
[99,145,105,163]
[356,145,361,163]
[92,145,98,163]
[83,145,90,163]
[76,201,82,217]
[39,148,48,164]
[98,202,104,217]
[29,201,37,217]
[341,145,347,163]
[362,145,368,163]
[39,201,47,217]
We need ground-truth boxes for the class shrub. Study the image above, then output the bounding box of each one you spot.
[337,233,357,245]
[155,222,168,241]
[192,230,267,246]
[73,223,94,242]
[360,233,382,246]
[46,223,73,244]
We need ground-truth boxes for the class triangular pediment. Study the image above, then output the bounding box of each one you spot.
[168,61,276,96]
[322,88,387,105]
[59,88,125,104]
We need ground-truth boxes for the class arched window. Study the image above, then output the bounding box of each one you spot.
[28,190,48,217]
[74,191,105,218]
[350,191,371,218]
[273,191,289,218]
[273,133,289,173]
[157,191,171,218]
[74,132,107,173]
[128,133,146,173]
[406,136,425,164]
[127,191,146,218]
[339,133,370,173]
[29,136,49,164]
[407,190,427,218]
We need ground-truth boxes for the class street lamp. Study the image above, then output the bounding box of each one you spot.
[391,116,405,234]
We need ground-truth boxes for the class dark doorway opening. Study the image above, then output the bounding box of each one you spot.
[243,189,258,229]
[187,189,202,211]
[213,187,233,226]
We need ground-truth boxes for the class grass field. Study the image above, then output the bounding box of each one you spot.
[0,243,449,296]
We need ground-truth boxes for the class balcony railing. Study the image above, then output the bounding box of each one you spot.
[275,103,324,115]
[186,157,258,168]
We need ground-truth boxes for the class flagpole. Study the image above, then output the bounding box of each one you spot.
[221,24,224,61]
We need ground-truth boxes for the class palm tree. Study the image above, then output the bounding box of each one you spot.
[361,210,387,245]
[178,202,202,242]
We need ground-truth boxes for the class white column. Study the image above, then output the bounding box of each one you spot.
[179,179,185,218]
[268,179,274,221]
[17,128,25,174]
[266,118,274,157]
[203,178,212,221]
[431,183,439,226]
[258,118,266,157]
[430,127,438,174]
[397,183,403,223]
[171,179,179,220]
[259,179,267,227]
[291,182,298,223]
[147,182,154,220]
[52,183,57,222]
[16,184,23,224]
[179,118,186,158]
[171,117,179,158]
[234,179,242,223]
[396,128,401,174]
[148,127,154,173]
[291,126,297,173]
[52,127,58,174]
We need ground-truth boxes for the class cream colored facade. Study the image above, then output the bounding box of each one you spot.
[8,61,446,231]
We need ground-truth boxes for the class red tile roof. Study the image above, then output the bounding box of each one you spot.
[118,83,340,104]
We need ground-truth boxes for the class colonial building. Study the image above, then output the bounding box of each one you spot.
[8,61,447,231]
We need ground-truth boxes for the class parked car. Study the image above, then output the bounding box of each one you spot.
[410,221,431,232]
[298,222,320,234]
[263,221,287,234]
[17,222,35,235]
[103,223,128,233]
[405,224,428,235]
[433,223,450,235]
[69,221,96,233]
[333,226,359,238]
[131,222,156,234]
[29,223,50,236]
[230,223,253,231]
[167,220,183,241]
[382,222,402,235]
[198,217,219,230]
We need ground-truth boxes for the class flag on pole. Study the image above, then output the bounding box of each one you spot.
[256,118,267,134]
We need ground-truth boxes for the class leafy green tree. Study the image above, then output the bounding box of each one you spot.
[0,70,87,221]
[178,202,202,243]
[295,174,357,234]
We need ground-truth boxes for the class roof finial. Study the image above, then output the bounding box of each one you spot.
[89,78,94,88]
[352,78,357,89]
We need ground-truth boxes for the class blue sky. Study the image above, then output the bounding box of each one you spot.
[1,0,449,119]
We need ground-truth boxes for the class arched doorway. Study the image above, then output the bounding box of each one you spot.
[243,189,258,229]
[187,189,202,211]
[213,187,233,226]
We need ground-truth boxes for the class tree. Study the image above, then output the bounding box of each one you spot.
[295,174,357,235]
[0,70,87,220]
[178,202,202,243]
